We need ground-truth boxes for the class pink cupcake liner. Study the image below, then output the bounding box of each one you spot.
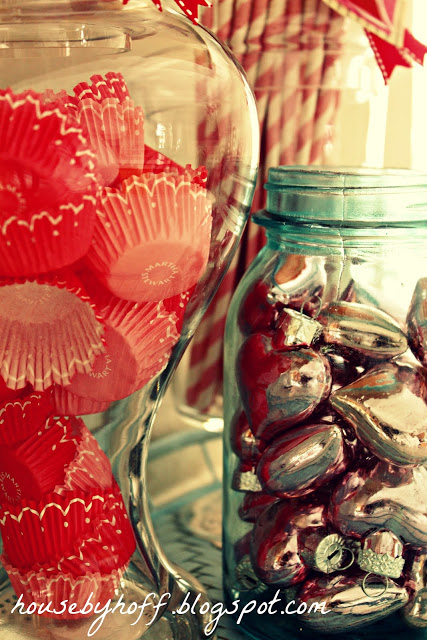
[0,271,105,391]
[52,385,111,416]
[86,172,212,301]
[2,556,125,619]
[63,292,179,401]
[0,390,53,446]
[0,88,100,277]
[74,72,131,103]
[77,97,144,186]
[55,420,113,494]
[0,487,112,568]
[0,415,79,504]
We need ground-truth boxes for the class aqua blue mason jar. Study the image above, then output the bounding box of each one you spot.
[223,167,427,640]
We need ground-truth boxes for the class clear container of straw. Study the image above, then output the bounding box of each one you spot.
[173,0,387,428]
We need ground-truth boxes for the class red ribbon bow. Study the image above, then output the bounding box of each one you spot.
[321,0,427,82]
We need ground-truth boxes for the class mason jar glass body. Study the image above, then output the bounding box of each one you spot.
[223,168,427,640]
[0,1,259,638]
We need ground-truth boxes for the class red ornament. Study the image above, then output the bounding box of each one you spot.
[238,280,284,336]
[237,333,331,442]
[251,498,327,586]
[238,491,277,523]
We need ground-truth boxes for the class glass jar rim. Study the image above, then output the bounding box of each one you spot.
[260,166,427,226]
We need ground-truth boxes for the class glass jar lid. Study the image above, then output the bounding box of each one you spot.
[262,166,427,226]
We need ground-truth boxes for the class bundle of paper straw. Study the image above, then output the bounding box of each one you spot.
[184,0,347,413]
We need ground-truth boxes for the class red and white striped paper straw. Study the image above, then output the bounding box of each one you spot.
[185,0,345,413]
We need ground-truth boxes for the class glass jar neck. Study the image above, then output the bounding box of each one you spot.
[262,219,427,258]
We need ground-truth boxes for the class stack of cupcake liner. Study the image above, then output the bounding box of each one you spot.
[0,71,212,407]
[0,71,213,615]
[0,391,136,617]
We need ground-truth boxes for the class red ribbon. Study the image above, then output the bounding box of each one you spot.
[322,0,406,45]
[149,0,211,23]
[145,0,426,82]
[321,0,427,83]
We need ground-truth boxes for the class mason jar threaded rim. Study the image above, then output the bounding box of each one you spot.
[256,166,427,227]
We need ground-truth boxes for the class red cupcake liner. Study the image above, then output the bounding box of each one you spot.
[64,292,179,401]
[0,378,30,405]
[58,488,135,576]
[157,163,208,188]
[0,487,113,568]
[0,271,105,391]
[0,390,53,446]
[74,72,131,103]
[0,194,98,278]
[40,89,78,114]
[77,97,144,186]
[59,517,135,577]
[143,145,182,173]
[2,482,133,579]
[55,422,113,494]
[0,88,98,189]
[0,415,79,504]
[86,172,212,301]
[163,286,195,335]
[142,146,208,187]
[0,88,100,277]
[2,556,125,620]
[52,385,111,416]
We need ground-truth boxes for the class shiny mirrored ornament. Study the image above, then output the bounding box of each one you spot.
[299,530,351,574]
[237,333,331,441]
[357,530,404,579]
[251,497,327,586]
[318,301,407,361]
[235,555,270,594]
[330,359,427,466]
[320,346,364,387]
[330,461,427,547]
[238,280,283,335]
[272,254,326,317]
[296,572,408,633]
[238,491,278,523]
[407,277,427,367]
[272,308,322,351]
[403,548,427,628]
[230,411,264,464]
[232,463,262,492]
[257,423,348,498]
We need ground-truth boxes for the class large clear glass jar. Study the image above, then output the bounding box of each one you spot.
[0,1,259,638]
[223,167,427,640]
[174,2,388,427]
